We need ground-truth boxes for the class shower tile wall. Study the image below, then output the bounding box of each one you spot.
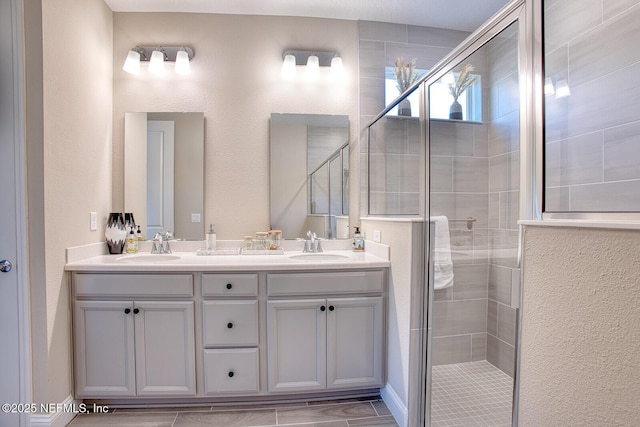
[358,21,470,216]
[486,23,519,378]
[544,0,640,212]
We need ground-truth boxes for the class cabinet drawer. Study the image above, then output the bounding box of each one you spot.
[203,348,259,394]
[202,301,258,347]
[74,274,193,298]
[202,274,258,297]
[267,270,384,296]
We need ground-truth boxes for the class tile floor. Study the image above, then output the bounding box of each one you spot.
[67,396,399,427]
[430,361,513,427]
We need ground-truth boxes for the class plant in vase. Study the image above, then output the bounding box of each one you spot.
[448,63,477,120]
[394,57,419,116]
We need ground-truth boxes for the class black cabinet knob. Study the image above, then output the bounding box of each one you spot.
[133,308,140,314]
[226,283,233,290]
[329,305,335,311]
[227,322,233,329]
[228,371,234,378]
[124,308,131,314]
[320,305,326,312]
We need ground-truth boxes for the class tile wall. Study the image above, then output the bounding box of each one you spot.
[544,0,640,211]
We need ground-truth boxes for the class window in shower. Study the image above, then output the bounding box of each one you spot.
[384,67,482,121]
[543,0,640,214]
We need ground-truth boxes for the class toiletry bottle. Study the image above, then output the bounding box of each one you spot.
[206,224,216,251]
[136,225,144,244]
[352,226,365,251]
[126,226,137,254]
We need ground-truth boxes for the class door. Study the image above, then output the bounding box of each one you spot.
[146,120,174,237]
[74,301,136,397]
[1,0,26,424]
[326,297,384,389]
[134,301,196,396]
[267,299,327,392]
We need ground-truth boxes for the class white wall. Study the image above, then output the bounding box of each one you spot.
[519,225,640,426]
[112,13,359,239]
[39,0,113,404]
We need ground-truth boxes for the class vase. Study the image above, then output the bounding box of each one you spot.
[105,212,126,254]
[449,100,463,120]
[398,99,411,117]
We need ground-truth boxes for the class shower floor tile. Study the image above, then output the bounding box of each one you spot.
[430,360,513,427]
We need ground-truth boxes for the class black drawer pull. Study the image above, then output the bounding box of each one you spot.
[227,322,233,329]
[124,308,131,314]
[228,371,234,378]
[320,305,326,312]
[329,305,335,311]
[226,283,233,290]
[133,308,140,314]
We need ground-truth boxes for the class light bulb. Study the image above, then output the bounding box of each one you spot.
[148,50,165,75]
[175,49,190,75]
[331,56,343,76]
[281,53,296,79]
[306,54,319,79]
[122,50,141,75]
[555,79,571,98]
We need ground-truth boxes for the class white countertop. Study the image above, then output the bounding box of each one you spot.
[65,250,390,272]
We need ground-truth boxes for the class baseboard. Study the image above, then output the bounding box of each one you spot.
[381,384,408,427]
[30,395,81,427]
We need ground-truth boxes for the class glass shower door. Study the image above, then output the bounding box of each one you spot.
[425,20,521,427]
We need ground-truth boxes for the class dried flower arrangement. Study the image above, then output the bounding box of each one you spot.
[394,57,419,93]
[449,63,477,101]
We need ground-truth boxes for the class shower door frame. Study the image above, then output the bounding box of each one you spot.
[412,0,543,426]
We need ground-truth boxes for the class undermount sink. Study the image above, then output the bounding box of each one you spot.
[289,253,351,262]
[116,254,182,263]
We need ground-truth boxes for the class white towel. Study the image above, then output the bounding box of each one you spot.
[431,216,454,290]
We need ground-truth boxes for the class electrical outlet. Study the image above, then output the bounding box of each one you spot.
[373,230,381,243]
[90,212,98,231]
[191,213,201,223]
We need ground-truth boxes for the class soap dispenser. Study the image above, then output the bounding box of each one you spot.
[352,226,364,252]
[206,224,217,251]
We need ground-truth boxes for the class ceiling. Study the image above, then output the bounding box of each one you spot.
[103,0,510,32]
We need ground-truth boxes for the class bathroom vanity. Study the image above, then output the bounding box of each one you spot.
[65,249,389,404]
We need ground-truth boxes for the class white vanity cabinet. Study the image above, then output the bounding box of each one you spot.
[72,274,196,398]
[266,271,385,393]
[201,273,260,395]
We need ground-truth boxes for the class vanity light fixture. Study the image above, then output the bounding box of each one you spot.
[544,77,555,96]
[281,49,343,79]
[122,45,195,76]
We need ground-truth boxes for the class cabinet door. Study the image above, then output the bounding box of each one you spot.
[74,301,136,397]
[134,301,196,396]
[267,299,326,392]
[326,297,384,389]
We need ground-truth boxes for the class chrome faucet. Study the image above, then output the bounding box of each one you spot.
[303,231,323,253]
[151,232,172,254]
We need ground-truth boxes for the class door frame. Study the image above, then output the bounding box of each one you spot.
[5,0,33,425]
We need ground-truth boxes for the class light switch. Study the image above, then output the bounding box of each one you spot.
[373,230,381,243]
[191,213,201,223]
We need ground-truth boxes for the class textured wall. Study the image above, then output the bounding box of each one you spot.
[112,13,359,239]
[520,225,640,426]
[41,0,113,403]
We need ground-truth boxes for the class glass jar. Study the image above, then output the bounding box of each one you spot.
[268,230,282,250]
[255,232,269,250]
[242,236,254,251]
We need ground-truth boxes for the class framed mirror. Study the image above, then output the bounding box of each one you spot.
[124,112,204,240]
[270,113,349,239]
